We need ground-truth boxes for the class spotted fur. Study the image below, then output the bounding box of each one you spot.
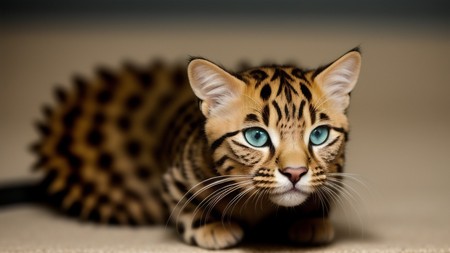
[33,49,361,249]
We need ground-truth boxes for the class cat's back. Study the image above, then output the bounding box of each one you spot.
[32,60,195,224]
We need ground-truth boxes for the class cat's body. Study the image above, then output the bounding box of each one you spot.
[32,49,361,249]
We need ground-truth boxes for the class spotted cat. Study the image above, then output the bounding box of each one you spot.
[32,49,361,249]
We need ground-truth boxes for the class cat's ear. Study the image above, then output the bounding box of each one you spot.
[314,48,361,113]
[188,58,245,117]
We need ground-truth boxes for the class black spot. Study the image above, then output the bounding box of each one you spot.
[192,219,203,229]
[97,194,110,205]
[41,169,58,189]
[138,72,154,89]
[48,188,68,207]
[73,75,88,98]
[66,173,82,185]
[244,113,259,123]
[54,87,68,103]
[33,155,50,169]
[250,69,268,82]
[56,134,73,155]
[116,115,131,132]
[36,122,51,136]
[260,84,272,100]
[97,68,118,86]
[320,113,330,121]
[67,200,82,217]
[63,106,82,128]
[97,152,114,170]
[29,142,42,156]
[110,172,124,186]
[67,153,83,169]
[109,216,120,225]
[88,209,101,222]
[135,165,152,180]
[124,189,141,201]
[125,140,142,158]
[125,94,143,110]
[93,112,107,125]
[291,68,306,80]
[86,128,104,147]
[96,89,113,104]
[300,84,312,101]
[128,215,139,226]
[82,182,96,195]
[115,203,127,212]
[42,105,53,118]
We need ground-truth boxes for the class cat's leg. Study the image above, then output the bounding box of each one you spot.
[175,211,244,249]
[288,217,335,245]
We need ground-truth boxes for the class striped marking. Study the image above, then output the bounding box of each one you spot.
[298,100,305,119]
[262,105,270,126]
[300,84,312,101]
[271,101,282,121]
[309,104,317,125]
[210,131,240,152]
[245,113,259,123]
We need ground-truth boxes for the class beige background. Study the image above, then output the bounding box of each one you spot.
[0,18,449,252]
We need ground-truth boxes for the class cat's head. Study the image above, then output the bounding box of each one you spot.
[187,49,361,207]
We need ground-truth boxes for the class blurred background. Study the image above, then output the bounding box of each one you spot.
[0,0,449,250]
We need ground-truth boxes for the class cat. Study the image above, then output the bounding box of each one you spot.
[31,48,361,249]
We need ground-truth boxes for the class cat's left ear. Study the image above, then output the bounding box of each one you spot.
[314,48,361,113]
[188,58,245,117]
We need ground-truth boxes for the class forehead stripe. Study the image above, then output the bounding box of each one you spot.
[262,105,270,126]
[298,100,305,119]
[300,84,312,101]
[309,104,317,125]
[271,101,282,121]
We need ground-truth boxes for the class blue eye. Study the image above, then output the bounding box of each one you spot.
[310,126,329,146]
[244,128,269,147]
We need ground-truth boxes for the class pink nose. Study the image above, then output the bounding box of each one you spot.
[279,167,308,184]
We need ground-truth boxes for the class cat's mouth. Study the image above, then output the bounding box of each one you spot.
[269,187,309,207]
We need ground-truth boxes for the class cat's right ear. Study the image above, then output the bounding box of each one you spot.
[188,59,245,117]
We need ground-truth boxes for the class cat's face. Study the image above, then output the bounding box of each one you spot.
[188,50,361,207]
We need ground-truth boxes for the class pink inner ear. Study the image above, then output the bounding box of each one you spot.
[317,53,360,112]
[189,61,243,113]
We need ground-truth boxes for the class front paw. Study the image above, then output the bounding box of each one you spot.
[190,222,244,249]
[288,218,335,245]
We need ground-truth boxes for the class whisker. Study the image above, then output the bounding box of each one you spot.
[168,175,251,228]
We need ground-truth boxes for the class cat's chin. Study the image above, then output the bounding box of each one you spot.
[269,190,308,207]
